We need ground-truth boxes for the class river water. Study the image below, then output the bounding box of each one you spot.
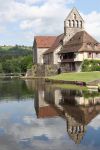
[0,79,100,150]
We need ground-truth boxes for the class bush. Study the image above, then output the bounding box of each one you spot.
[82,59,100,72]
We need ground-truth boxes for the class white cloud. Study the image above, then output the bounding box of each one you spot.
[0,0,100,45]
[84,11,100,41]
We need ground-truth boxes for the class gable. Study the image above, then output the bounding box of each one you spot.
[65,7,84,22]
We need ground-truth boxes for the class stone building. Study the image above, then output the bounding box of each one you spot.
[33,36,56,64]
[33,7,100,72]
[59,30,100,72]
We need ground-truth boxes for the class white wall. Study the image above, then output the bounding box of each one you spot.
[38,90,49,107]
[74,52,100,62]
[37,48,49,64]
[54,45,62,64]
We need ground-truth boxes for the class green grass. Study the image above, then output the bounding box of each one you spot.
[52,84,88,90]
[49,71,100,83]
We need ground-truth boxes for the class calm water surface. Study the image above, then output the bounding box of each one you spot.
[0,79,100,150]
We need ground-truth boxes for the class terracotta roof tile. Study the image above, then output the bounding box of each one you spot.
[44,33,64,55]
[37,106,60,118]
[34,36,57,48]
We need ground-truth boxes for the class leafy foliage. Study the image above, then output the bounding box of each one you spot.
[0,45,32,59]
[0,45,33,73]
[82,59,100,72]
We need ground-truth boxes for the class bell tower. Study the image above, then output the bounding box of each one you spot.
[64,7,84,43]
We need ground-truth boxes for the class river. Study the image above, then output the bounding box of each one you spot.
[0,79,100,150]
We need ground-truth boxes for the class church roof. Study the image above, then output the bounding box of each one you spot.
[36,105,63,118]
[59,31,100,54]
[43,33,64,55]
[34,36,57,48]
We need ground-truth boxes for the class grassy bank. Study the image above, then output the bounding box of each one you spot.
[48,72,100,83]
[52,84,88,90]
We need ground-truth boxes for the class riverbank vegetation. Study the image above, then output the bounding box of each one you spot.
[49,72,100,83]
[82,59,100,71]
[0,45,33,74]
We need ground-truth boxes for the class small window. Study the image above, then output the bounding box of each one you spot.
[72,20,75,27]
[80,21,82,28]
[68,20,71,27]
[76,20,79,27]
[74,14,76,20]
[96,52,98,55]
[88,52,92,58]
[87,43,91,46]
[95,43,98,46]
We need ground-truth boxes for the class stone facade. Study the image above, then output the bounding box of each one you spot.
[64,7,84,43]
[43,53,54,64]
[26,64,59,77]
[34,47,49,64]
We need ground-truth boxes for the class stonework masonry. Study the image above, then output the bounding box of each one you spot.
[26,64,59,77]
[64,7,84,44]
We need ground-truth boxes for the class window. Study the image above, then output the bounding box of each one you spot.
[88,52,92,58]
[95,53,98,58]
[72,20,75,27]
[68,20,71,27]
[95,43,98,46]
[74,14,76,20]
[80,21,82,28]
[76,20,79,27]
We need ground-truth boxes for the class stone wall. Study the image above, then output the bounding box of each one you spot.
[26,64,59,77]
[45,64,59,76]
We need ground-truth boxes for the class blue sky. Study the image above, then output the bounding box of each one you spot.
[70,0,100,13]
[0,0,100,46]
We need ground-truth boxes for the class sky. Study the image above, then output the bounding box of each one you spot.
[0,0,100,46]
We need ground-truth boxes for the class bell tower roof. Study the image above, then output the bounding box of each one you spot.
[65,7,84,22]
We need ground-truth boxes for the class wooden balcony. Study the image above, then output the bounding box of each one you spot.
[61,58,75,63]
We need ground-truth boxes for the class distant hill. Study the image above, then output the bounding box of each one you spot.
[0,45,32,59]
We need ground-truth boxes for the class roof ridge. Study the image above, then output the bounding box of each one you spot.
[34,35,57,38]
[83,30,99,43]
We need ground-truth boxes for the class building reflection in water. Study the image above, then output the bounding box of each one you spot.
[25,79,100,144]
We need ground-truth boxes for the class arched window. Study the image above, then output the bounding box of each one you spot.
[80,21,82,28]
[74,14,76,20]
[72,20,75,27]
[76,20,79,27]
[68,20,71,27]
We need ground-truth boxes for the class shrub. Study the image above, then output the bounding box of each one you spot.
[82,59,100,72]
